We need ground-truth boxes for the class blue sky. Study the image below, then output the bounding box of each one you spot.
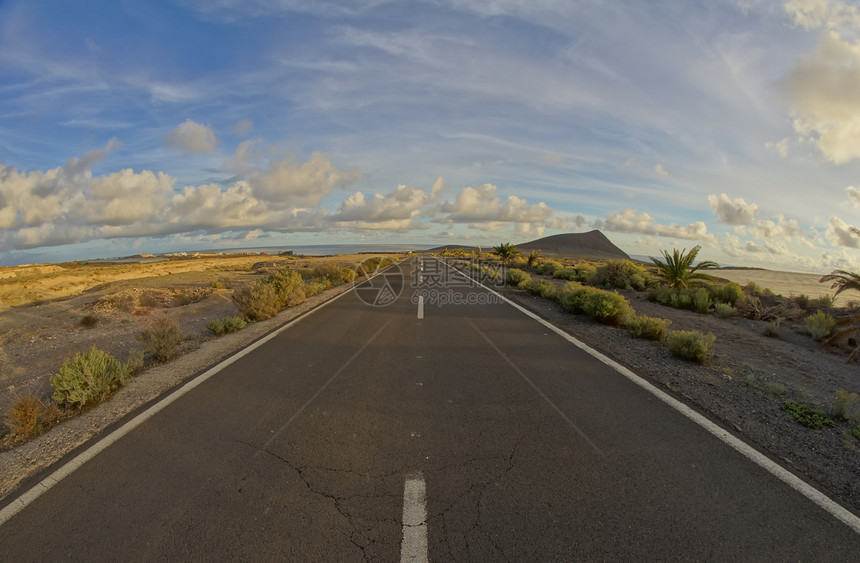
[2,0,860,271]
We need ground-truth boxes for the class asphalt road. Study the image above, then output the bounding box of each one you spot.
[1,255,859,560]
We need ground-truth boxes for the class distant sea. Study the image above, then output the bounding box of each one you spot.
[211,244,436,256]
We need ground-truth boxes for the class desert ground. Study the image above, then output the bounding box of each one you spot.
[716,268,853,307]
[0,253,398,415]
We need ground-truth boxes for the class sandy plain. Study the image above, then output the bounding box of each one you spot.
[716,268,853,306]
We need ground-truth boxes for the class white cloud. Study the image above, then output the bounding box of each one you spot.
[621,159,670,179]
[63,138,121,178]
[779,31,860,163]
[821,249,860,271]
[165,119,217,154]
[708,193,758,225]
[331,183,437,230]
[222,139,262,176]
[437,183,553,227]
[83,169,173,226]
[785,0,860,32]
[846,185,860,206]
[826,215,860,247]
[250,151,362,208]
[0,149,362,251]
[752,215,806,240]
[592,209,717,244]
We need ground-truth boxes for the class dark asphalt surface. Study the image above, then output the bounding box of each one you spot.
[1,256,859,560]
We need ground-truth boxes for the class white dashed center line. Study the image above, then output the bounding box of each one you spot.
[400,473,428,563]
[417,295,424,319]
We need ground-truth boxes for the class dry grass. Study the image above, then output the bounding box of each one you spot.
[3,392,61,442]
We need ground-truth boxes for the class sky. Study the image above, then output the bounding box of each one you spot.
[2,0,860,272]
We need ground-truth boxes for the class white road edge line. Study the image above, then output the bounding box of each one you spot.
[417,295,424,319]
[401,472,429,563]
[0,262,403,528]
[433,256,860,535]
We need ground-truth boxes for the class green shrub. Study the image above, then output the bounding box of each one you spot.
[675,292,693,309]
[304,280,331,297]
[208,316,248,336]
[833,389,860,423]
[665,330,716,363]
[653,285,676,306]
[782,401,836,430]
[744,281,763,294]
[51,346,131,409]
[267,269,306,308]
[136,317,183,362]
[509,257,528,269]
[557,282,590,313]
[579,290,632,325]
[553,267,580,281]
[709,282,743,305]
[505,268,531,286]
[803,311,836,340]
[713,302,736,318]
[309,263,356,286]
[357,257,393,276]
[233,280,280,321]
[558,283,631,325]
[626,314,672,340]
[477,265,502,281]
[536,260,563,276]
[586,260,651,291]
[690,287,713,314]
[522,278,557,299]
[126,349,145,374]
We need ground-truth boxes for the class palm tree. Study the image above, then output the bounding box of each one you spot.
[820,270,860,297]
[493,242,521,265]
[650,246,718,289]
[526,249,542,269]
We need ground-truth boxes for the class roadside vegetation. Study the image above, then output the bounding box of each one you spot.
[2,255,393,449]
[445,242,860,440]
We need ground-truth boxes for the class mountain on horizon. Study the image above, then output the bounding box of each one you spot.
[428,230,630,260]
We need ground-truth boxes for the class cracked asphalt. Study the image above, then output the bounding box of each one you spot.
[1,256,859,560]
